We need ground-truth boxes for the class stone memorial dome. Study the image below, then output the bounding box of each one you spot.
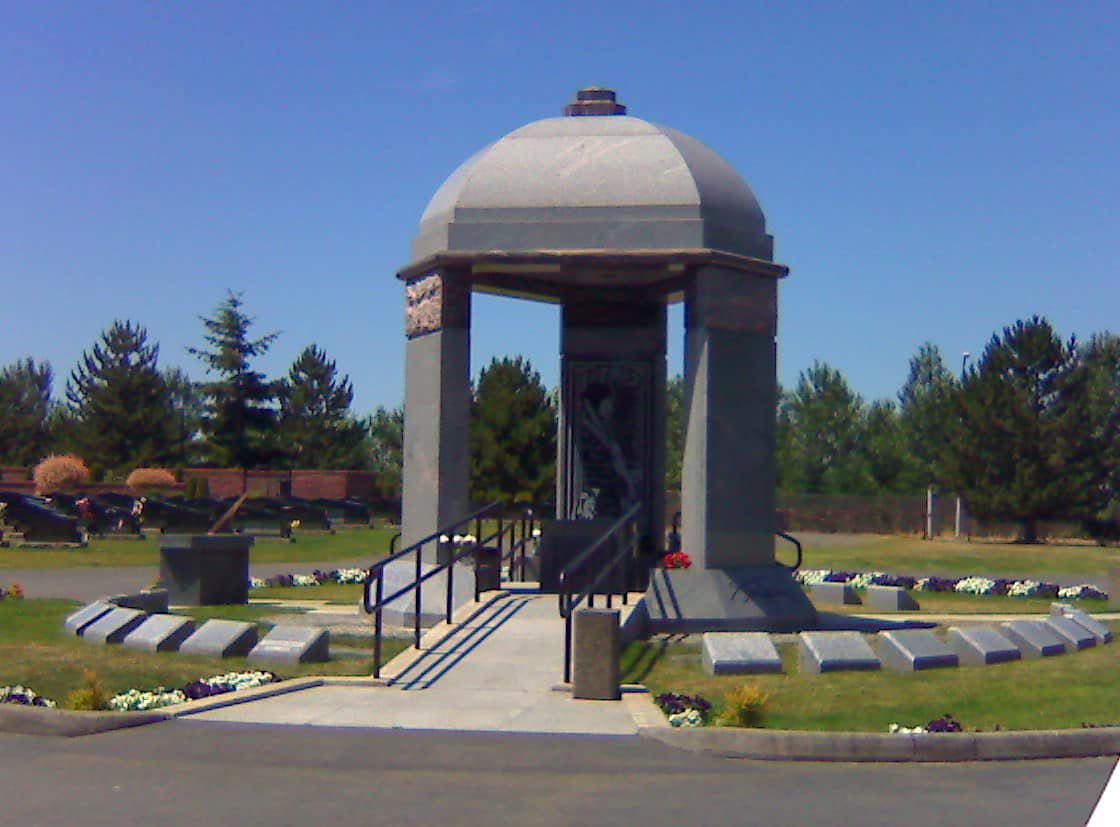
[411,88,773,263]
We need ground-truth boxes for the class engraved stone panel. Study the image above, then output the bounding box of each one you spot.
[82,607,149,645]
[248,625,330,664]
[798,631,880,674]
[179,619,259,658]
[946,625,1022,666]
[877,629,958,671]
[702,632,782,675]
[122,614,197,653]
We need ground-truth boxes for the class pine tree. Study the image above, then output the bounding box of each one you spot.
[941,316,1105,542]
[278,345,367,469]
[0,358,53,466]
[664,375,685,492]
[66,321,174,475]
[470,356,556,505]
[898,342,957,491]
[367,405,404,498]
[189,292,280,468]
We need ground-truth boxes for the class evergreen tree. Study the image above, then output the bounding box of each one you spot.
[664,375,684,492]
[189,292,281,468]
[278,345,367,469]
[0,358,53,466]
[66,321,174,475]
[470,356,556,505]
[898,342,957,490]
[164,366,206,468]
[779,361,873,494]
[863,400,908,493]
[367,405,403,498]
[941,316,1106,542]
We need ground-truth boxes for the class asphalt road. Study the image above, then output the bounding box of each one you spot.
[1,721,1113,827]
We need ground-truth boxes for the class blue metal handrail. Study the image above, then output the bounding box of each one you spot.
[557,503,642,683]
[362,501,502,678]
[776,530,802,571]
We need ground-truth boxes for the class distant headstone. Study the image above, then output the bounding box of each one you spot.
[702,632,782,676]
[248,625,330,664]
[864,586,920,612]
[1000,620,1066,658]
[110,589,170,614]
[798,631,880,674]
[159,534,254,606]
[122,614,197,653]
[1044,616,1096,651]
[179,619,258,658]
[64,601,114,636]
[946,625,1022,666]
[1054,606,1113,644]
[81,607,149,645]
[809,582,861,606]
[877,629,958,671]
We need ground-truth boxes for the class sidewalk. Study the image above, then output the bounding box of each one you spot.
[182,591,649,735]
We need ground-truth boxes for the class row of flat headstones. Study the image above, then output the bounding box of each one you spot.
[703,605,1112,676]
[63,600,329,664]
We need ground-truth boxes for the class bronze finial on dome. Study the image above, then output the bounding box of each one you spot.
[563,87,627,116]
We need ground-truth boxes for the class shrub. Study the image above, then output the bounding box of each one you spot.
[33,455,90,494]
[126,467,177,490]
[721,682,770,728]
[66,671,109,711]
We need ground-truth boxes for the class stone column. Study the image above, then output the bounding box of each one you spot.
[682,266,778,569]
[401,268,471,555]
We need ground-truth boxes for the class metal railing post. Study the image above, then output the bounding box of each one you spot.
[413,548,422,648]
[446,554,454,623]
[373,572,384,678]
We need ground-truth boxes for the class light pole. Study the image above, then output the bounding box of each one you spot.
[956,351,971,538]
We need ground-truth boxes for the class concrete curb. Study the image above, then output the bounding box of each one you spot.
[640,724,1120,762]
[0,704,171,737]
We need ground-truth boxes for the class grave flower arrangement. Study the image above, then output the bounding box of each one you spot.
[0,685,56,707]
[107,670,281,711]
[655,692,711,727]
[661,551,692,570]
[795,569,1088,600]
[249,568,369,590]
[0,582,24,601]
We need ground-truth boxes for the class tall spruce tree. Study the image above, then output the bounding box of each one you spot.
[367,405,403,498]
[470,356,556,505]
[66,321,174,474]
[664,375,685,492]
[189,292,281,468]
[0,357,54,466]
[898,342,957,491]
[278,345,367,469]
[942,316,1105,542]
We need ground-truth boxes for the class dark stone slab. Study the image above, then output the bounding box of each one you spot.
[702,632,782,675]
[864,585,920,612]
[64,601,114,636]
[946,625,1022,666]
[809,582,861,606]
[81,607,149,644]
[179,619,258,658]
[248,625,330,664]
[798,631,880,674]
[877,629,958,671]
[159,534,254,606]
[1044,616,1096,651]
[645,566,819,634]
[1000,620,1067,658]
[110,589,170,614]
[122,614,197,653]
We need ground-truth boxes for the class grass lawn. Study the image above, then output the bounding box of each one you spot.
[793,534,1120,578]
[623,623,1120,733]
[252,583,364,604]
[0,598,408,707]
[0,526,397,569]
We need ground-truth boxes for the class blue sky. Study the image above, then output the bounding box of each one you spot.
[3,1,1117,415]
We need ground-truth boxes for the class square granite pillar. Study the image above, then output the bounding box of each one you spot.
[401,269,471,556]
[682,267,777,568]
[645,265,816,633]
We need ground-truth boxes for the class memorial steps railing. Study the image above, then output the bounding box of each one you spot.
[557,503,642,684]
[361,503,540,679]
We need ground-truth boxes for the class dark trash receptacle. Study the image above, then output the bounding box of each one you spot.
[474,546,503,593]
[159,534,254,606]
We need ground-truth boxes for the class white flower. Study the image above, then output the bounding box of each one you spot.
[1058,584,1108,601]
[531,528,541,538]
[439,534,450,544]
[849,571,884,589]
[248,576,267,589]
[334,568,366,584]
[668,708,704,728]
[1008,580,1040,597]
[460,534,477,545]
[107,687,186,711]
[954,576,996,596]
[292,573,318,587]
[888,723,926,734]
[795,569,830,586]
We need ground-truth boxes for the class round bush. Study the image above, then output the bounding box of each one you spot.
[33,455,90,494]
[126,467,177,490]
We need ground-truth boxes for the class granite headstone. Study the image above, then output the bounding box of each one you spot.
[179,619,259,658]
[248,625,330,664]
[122,614,197,653]
[877,629,958,671]
[946,625,1022,666]
[702,632,783,675]
[798,631,880,674]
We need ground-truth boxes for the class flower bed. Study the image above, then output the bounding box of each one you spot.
[0,685,56,708]
[107,670,280,711]
[794,569,1105,601]
[249,568,367,590]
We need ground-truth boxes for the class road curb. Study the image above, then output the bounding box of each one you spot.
[0,704,170,737]
[640,724,1120,762]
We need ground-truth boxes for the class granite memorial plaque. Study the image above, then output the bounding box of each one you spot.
[64,601,114,636]
[1057,606,1113,644]
[81,607,149,645]
[946,625,1022,666]
[809,582,861,606]
[865,585,920,612]
[877,629,958,671]
[702,632,782,675]
[122,614,197,653]
[248,625,330,664]
[1000,620,1066,658]
[798,631,880,674]
[1044,616,1096,651]
[179,619,259,658]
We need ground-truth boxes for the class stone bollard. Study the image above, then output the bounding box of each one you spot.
[572,608,620,701]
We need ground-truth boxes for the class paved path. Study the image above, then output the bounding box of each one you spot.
[188,591,642,735]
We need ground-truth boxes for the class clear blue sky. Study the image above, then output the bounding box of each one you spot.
[3,2,1117,415]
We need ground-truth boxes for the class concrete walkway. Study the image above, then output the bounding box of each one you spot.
[184,590,649,735]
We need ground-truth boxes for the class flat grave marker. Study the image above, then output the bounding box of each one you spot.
[64,601,114,636]
[248,625,330,664]
[799,631,880,674]
[864,585,920,612]
[179,619,258,658]
[946,625,1022,666]
[1044,616,1096,651]
[122,614,197,653]
[1000,620,1067,658]
[809,582,861,606]
[81,607,149,645]
[877,629,958,671]
[702,632,782,675]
